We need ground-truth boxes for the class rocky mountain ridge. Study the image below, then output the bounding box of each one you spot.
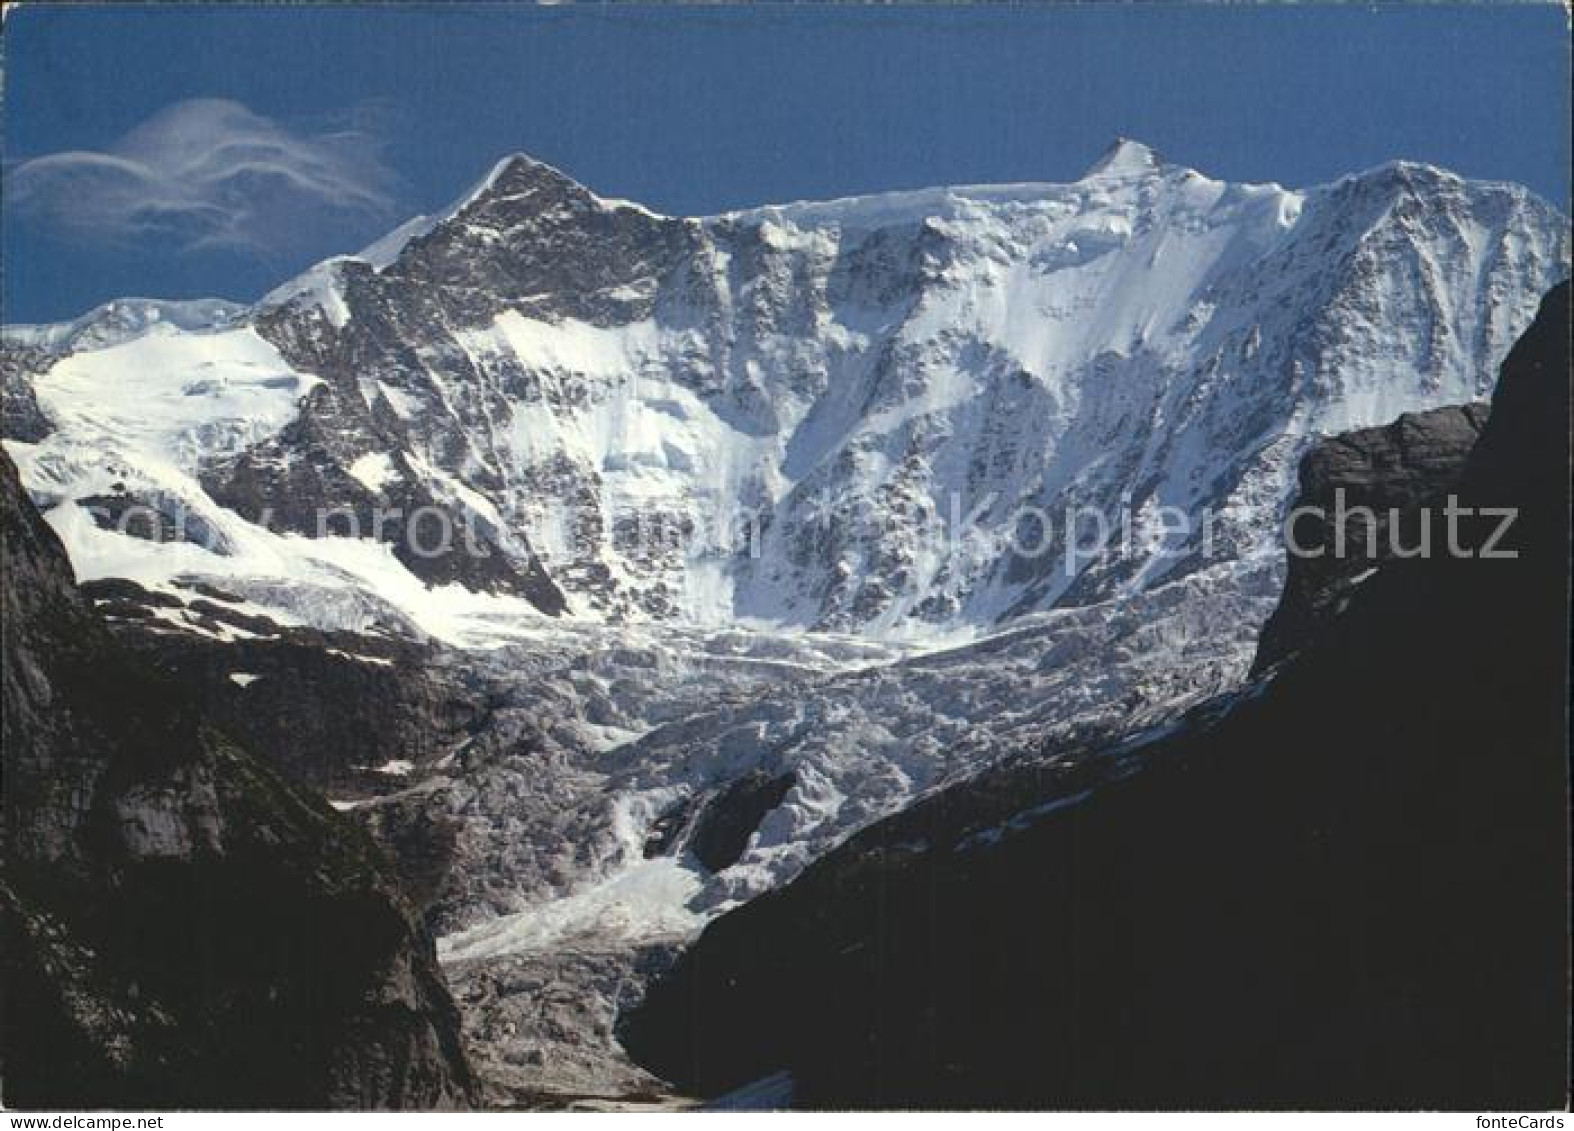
[5,142,1565,638]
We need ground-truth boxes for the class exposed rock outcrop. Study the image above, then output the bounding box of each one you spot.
[683,771,798,874]
[449,946,684,1109]
[0,346,53,444]
[642,770,799,874]
[1254,402,1489,670]
[81,577,487,795]
[0,449,475,1109]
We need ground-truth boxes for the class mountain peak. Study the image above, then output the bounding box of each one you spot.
[1083,137,1164,179]
[448,152,670,224]
[471,151,593,201]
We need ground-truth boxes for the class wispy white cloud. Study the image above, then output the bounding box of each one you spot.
[6,98,398,258]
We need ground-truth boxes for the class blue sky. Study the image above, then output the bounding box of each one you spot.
[3,4,1568,324]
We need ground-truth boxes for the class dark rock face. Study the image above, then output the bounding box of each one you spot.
[641,770,799,874]
[622,283,1571,1109]
[139,633,474,793]
[685,771,798,874]
[1254,402,1489,670]
[0,449,475,1109]
[357,794,466,920]
[1,345,54,443]
[82,577,487,795]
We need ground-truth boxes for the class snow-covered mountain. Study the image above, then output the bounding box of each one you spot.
[3,139,1567,1102]
[6,139,1565,641]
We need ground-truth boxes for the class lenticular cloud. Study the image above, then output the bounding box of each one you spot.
[6,98,396,257]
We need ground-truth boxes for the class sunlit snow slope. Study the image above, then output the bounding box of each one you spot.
[5,140,1565,642]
